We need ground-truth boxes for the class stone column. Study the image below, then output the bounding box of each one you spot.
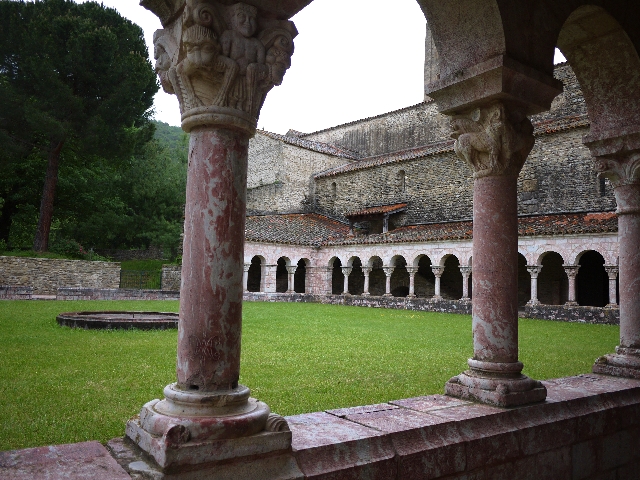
[444,101,546,407]
[431,266,444,300]
[563,265,580,306]
[286,265,296,293]
[604,265,619,307]
[341,266,352,295]
[362,267,372,296]
[127,2,300,475]
[460,266,472,301]
[526,266,542,305]
[591,152,640,378]
[242,263,250,292]
[406,266,418,298]
[382,266,394,296]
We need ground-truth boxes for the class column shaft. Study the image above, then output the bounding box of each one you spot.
[618,187,640,347]
[178,127,248,391]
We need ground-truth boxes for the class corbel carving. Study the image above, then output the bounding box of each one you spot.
[150,0,297,132]
[450,102,534,178]
[594,153,640,188]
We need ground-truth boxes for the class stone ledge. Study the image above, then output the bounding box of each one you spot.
[0,285,33,300]
[56,287,180,301]
[524,304,620,325]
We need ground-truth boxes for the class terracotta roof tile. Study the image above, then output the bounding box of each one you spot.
[245,211,617,247]
[346,203,408,217]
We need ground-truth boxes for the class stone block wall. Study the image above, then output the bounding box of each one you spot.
[0,256,120,295]
[525,304,620,325]
[56,287,179,300]
[161,265,181,291]
[0,286,33,299]
[96,246,164,261]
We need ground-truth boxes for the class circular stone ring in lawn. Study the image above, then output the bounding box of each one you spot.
[56,311,178,330]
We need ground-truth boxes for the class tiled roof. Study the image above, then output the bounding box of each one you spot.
[245,211,617,247]
[314,114,591,179]
[257,130,360,160]
[245,213,350,246]
[346,203,408,217]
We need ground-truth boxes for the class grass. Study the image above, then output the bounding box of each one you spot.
[0,300,619,452]
[119,259,167,271]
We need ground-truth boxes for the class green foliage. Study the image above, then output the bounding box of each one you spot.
[0,0,159,249]
[0,301,619,450]
[120,259,166,272]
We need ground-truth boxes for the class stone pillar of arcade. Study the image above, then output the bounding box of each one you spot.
[382,266,394,296]
[564,265,580,306]
[604,265,619,307]
[460,265,472,301]
[286,265,296,293]
[406,266,418,298]
[591,146,640,379]
[362,266,372,296]
[526,266,542,305]
[431,265,443,300]
[427,58,561,406]
[127,0,302,477]
[341,266,352,295]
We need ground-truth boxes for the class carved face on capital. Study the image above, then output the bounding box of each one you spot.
[230,4,258,38]
[183,26,219,69]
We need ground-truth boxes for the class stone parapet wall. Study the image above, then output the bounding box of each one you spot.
[243,292,472,315]
[0,286,33,299]
[161,265,181,291]
[0,256,120,295]
[524,304,620,325]
[56,288,179,301]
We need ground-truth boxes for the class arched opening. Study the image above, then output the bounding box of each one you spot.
[276,257,289,293]
[247,255,262,292]
[517,253,531,308]
[441,255,462,300]
[294,258,308,293]
[390,255,409,297]
[331,257,343,295]
[368,256,385,296]
[576,250,609,307]
[538,252,568,305]
[348,257,364,295]
[414,255,435,298]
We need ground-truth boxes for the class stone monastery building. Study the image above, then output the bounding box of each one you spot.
[243,52,619,310]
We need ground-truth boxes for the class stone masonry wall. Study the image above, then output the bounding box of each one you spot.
[313,126,616,224]
[0,256,120,295]
[247,132,349,214]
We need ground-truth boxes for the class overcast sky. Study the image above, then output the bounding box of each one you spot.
[80,1,565,134]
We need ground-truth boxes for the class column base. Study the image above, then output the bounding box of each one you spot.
[432,295,443,301]
[361,292,370,296]
[125,383,296,474]
[526,299,540,306]
[445,361,546,407]
[407,294,416,299]
[382,293,392,297]
[605,303,619,309]
[593,347,640,379]
[564,301,578,306]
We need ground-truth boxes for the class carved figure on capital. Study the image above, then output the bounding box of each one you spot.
[151,0,297,125]
[450,102,535,178]
[594,153,640,188]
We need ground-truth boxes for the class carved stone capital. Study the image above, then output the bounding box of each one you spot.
[341,267,352,276]
[406,267,418,275]
[431,266,444,277]
[526,266,542,278]
[459,266,472,276]
[148,0,297,134]
[563,264,580,279]
[594,153,640,188]
[285,265,297,275]
[604,265,619,279]
[361,267,373,276]
[382,266,394,277]
[243,263,251,272]
[450,102,534,179]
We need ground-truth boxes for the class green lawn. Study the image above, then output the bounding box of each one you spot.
[0,300,619,451]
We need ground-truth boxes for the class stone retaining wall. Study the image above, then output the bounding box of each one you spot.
[56,288,179,301]
[0,256,120,295]
[524,304,620,325]
[0,286,33,299]
[161,265,182,291]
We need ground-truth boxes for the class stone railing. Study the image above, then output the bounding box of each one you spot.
[0,256,120,295]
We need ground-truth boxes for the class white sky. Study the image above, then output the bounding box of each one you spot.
[81,1,566,134]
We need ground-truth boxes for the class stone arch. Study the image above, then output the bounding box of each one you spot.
[390,255,409,297]
[441,254,462,300]
[557,5,640,142]
[347,256,364,295]
[276,256,291,293]
[367,255,385,296]
[537,251,568,305]
[576,250,609,307]
[247,255,264,292]
[414,254,435,298]
[294,258,309,294]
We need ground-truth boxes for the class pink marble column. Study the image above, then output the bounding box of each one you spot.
[341,266,352,295]
[128,2,299,474]
[286,265,296,293]
[526,266,542,305]
[382,266,394,296]
[460,266,472,301]
[563,265,580,305]
[431,266,443,300]
[362,267,372,296]
[406,266,418,298]
[604,265,619,307]
[444,101,545,407]
[592,153,640,378]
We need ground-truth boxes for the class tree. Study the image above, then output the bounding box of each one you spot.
[0,0,158,251]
